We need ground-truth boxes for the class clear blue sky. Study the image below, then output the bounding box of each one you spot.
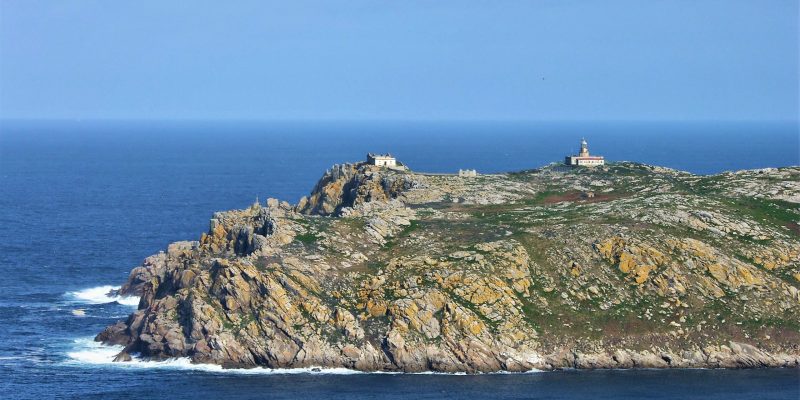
[0,0,797,122]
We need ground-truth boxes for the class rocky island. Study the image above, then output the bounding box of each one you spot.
[97,159,800,372]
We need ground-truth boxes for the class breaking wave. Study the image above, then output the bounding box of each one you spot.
[65,338,541,375]
[66,285,140,307]
[65,338,368,374]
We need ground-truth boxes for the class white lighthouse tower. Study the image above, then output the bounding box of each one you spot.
[579,138,590,157]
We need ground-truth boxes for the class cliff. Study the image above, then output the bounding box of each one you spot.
[97,161,800,372]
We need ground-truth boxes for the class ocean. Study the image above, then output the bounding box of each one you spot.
[0,120,798,399]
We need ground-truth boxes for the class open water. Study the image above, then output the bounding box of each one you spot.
[0,120,798,399]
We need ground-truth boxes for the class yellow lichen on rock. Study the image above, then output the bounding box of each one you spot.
[633,265,655,284]
[212,223,226,241]
[706,261,766,289]
[745,245,800,271]
[596,237,664,284]
[671,238,716,261]
[707,263,727,283]
[570,263,582,277]
[366,299,388,317]
[445,302,485,336]
[618,252,636,274]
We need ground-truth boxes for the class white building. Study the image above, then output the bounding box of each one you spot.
[367,153,397,167]
[565,139,605,167]
[458,169,478,177]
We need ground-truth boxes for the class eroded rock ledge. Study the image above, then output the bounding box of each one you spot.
[98,162,800,372]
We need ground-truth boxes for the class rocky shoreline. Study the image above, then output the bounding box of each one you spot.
[97,161,800,372]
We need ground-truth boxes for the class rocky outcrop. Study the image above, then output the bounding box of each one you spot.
[297,162,419,216]
[97,162,800,372]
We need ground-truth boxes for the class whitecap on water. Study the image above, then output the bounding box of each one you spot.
[66,285,140,307]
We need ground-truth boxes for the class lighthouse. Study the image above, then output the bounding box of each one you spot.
[579,138,590,157]
[565,138,605,167]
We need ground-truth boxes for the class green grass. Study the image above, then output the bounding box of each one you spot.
[685,176,724,195]
[725,197,800,235]
[385,220,422,249]
[399,220,420,236]
[295,232,319,244]
[739,315,800,331]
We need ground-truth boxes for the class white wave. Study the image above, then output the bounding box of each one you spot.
[65,338,541,375]
[66,285,140,307]
[65,338,366,375]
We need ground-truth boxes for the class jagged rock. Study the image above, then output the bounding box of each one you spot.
[298,162,418,216]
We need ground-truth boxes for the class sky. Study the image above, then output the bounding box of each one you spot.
[0,0,797,122]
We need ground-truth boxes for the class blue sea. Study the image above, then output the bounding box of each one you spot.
[0,120,798,399]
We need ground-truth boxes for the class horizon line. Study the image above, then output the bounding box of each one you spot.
[1,117,798,125]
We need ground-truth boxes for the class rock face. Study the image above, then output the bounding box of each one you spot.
[297,163,418,216]
[98,161,800,372]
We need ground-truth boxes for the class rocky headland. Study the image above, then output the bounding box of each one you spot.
[97,161,800,372]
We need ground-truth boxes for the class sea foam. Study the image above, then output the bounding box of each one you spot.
[65,338,368,374]
[66,285,140,307]
[65,338,541,375]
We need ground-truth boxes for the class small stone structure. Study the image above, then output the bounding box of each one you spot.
[366,153,409,171]
[565,139,605,167]
[367,153,397,168]
[458,169,478,177]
